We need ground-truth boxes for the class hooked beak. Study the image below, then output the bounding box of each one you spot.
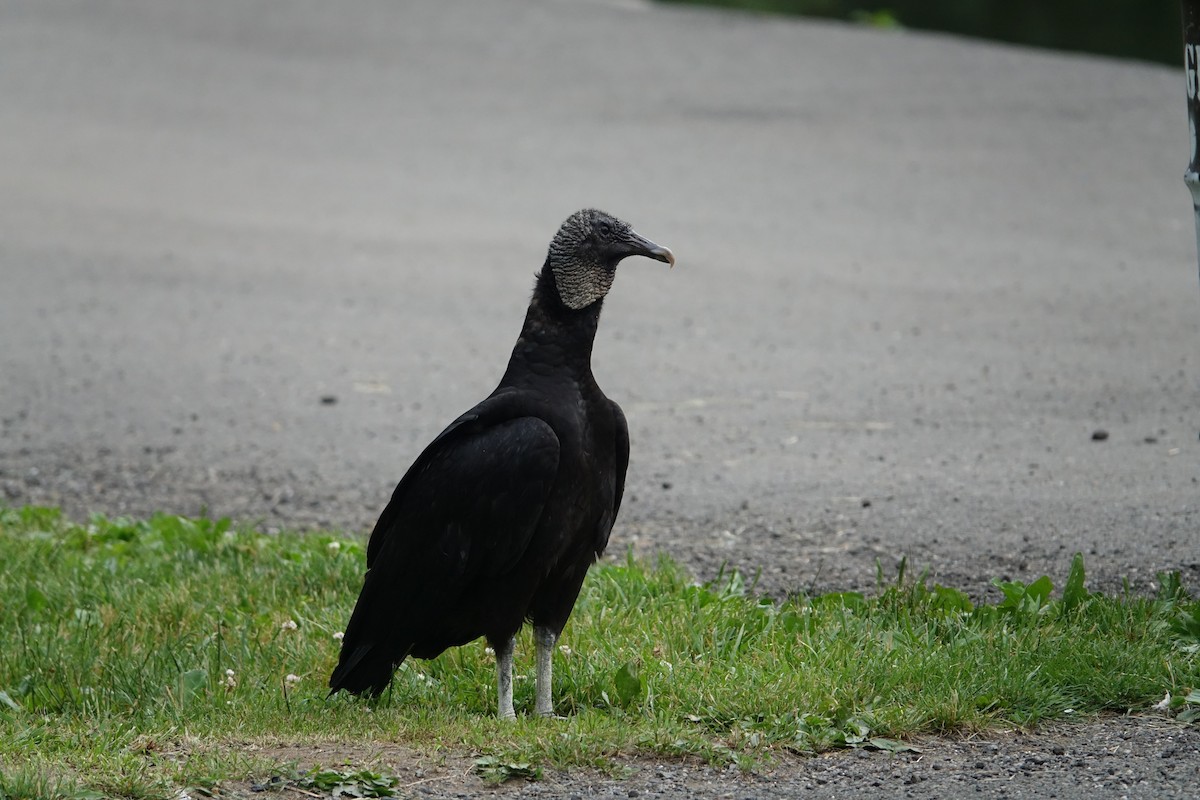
[626,230,675,268]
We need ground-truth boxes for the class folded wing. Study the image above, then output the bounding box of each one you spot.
[330,405,560,696]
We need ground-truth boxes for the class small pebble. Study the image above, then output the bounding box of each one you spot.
[1091,429,1108,441]
[320,395,338,405]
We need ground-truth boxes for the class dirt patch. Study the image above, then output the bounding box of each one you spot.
[212,716,1200,800]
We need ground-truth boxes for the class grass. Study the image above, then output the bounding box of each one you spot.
[1,506,1198,798]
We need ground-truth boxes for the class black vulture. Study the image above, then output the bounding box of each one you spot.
[329,209,674,718]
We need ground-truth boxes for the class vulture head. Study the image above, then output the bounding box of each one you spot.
[547,209,675,310]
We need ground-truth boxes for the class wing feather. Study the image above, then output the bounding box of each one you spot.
[593,399,629,554]
[330,398,560,695]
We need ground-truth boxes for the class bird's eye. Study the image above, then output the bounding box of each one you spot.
[598,222,612,238]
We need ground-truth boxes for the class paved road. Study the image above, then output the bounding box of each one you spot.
[2,2,1199,794]
[3,0,1194,598]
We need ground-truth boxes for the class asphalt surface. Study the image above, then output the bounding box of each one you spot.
[2,1,1199,796]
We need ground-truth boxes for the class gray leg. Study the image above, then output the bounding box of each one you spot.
[534,626,557,717]
[495,637,515,720]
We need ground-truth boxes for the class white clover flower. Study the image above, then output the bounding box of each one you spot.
[333,631,344,641]
[281,619,298,632]
[224,669,237,690]
[558,644,572,657]
[327,541,341,554]
[285,673,301,685]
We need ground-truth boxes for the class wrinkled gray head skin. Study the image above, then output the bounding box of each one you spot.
[547,209,674,310]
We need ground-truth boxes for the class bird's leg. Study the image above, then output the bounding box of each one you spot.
[495,636,516,720]
[534,626,557,717]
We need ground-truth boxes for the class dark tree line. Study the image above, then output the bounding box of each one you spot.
[661,0,1183,66]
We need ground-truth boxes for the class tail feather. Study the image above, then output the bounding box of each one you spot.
[328,642,409,697]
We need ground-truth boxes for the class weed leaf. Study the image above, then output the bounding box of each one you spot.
[614,661,645,707]
[474,756,542,784]
[1169,605,1200,648]
[178,668,208,704]
[839,715,871,745]
[1178,689,1200,724]
[1026,576,1053,606]
[865,737,921,753]
[299,767,397,798]
[1062,553,1088,612]
[993,575,1054,619]
[928,584,973,613]
[1157,571,1190,604]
